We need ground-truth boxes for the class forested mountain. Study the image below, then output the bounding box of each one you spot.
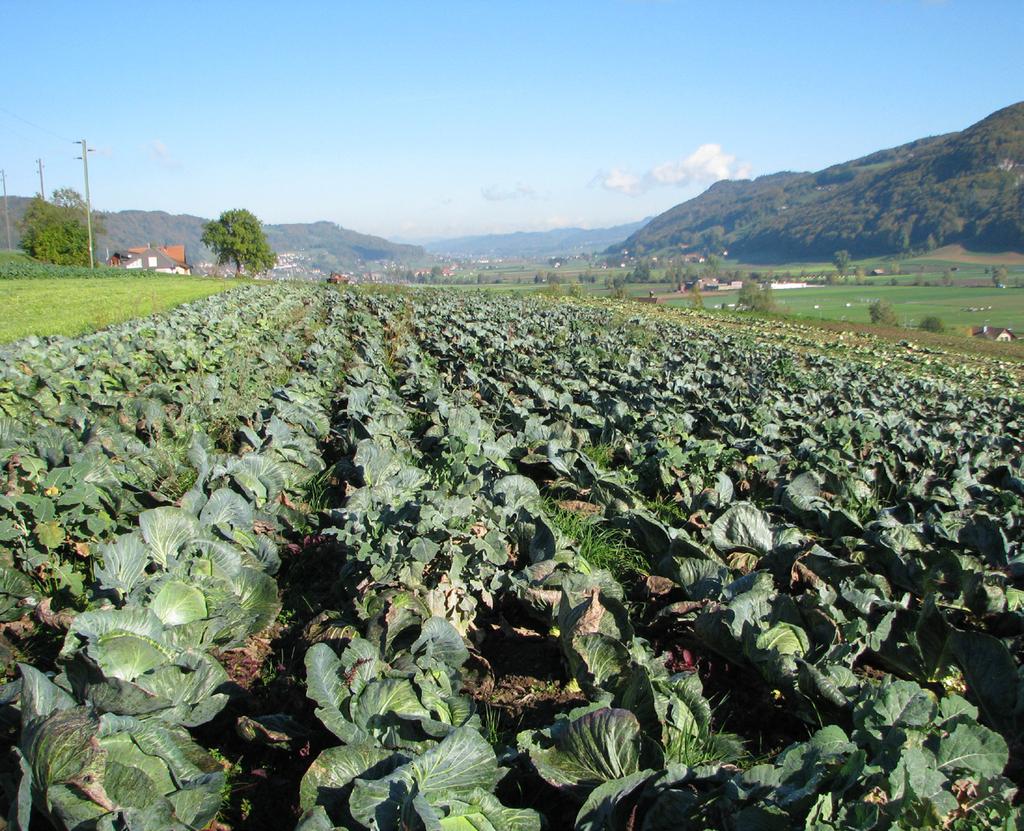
[0,197,424,269]
[614,102,1024,261]
[425,219,649,258]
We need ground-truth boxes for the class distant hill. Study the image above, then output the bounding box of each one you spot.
[263,222,423,271]
[426,219,649,258]
[96,208,209,263]
[614,102,1024,261]
[0,197,423,270]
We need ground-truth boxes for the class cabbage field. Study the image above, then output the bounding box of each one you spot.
[0,285,1022,830]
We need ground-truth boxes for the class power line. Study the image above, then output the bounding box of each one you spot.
[0,105,74,143]
[0,119,43,149]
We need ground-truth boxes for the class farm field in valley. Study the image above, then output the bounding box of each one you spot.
[5,3,1024,826]
[449,271,1024,337]
[1,282,1022,830]
[664,284,1024,331]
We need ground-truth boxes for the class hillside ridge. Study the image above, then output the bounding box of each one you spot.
[613,101,1024,261]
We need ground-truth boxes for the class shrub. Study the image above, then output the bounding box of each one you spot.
[869,299,899,326]
[691,283,704,309]
[918,315,945,333]
[737,280,776,313]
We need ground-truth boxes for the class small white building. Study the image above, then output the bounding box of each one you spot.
[108,245,191,275]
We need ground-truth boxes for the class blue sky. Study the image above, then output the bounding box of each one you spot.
[1,0,1020,239]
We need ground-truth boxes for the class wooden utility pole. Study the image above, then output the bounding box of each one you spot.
[1,169,11,249]
[36,158,44,199]
[76,140,94,268]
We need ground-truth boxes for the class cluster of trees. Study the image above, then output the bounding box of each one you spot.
[827,250,870,285]
[605,273,627,299]
[990,265,1010,287]
[663,264,692,290]
[393,266,447,284]
[18,189,101,266]
[613,256,734,288]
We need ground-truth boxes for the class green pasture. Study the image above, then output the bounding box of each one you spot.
[666,284,1024,331]
[1,276,237,343]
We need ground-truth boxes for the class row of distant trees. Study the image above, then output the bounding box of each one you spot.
[17,192,276,275]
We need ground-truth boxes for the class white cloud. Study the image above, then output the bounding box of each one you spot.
[148,139,180,169]
[650,144,751,186]
[598,168,643,196]
[481,182,538,201]
[596,143,751,196]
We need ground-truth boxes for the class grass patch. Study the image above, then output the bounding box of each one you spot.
[302,466,334,514]
[0,275,237,343]
[544,498,648,584]
[648,496,690,528]
[665,724,745,768]
[147,435,200,501]
[582,443,615,467]
[0,250,32,265]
